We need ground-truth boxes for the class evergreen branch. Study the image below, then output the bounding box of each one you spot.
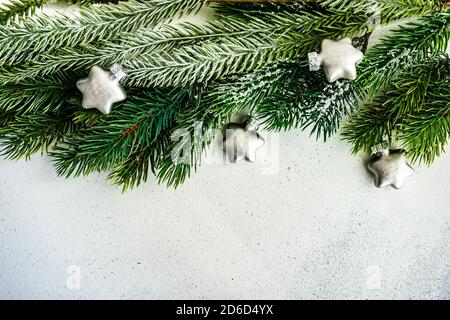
[255,61,359,140]
[385,55,450,120]
[0,0,205,65]
[0,72,77,114]
[324,0,447,32]
[108,8,383,87]
[1,0,449,189]
[96,84,204,189]
[356,11,450,99]
[400,92,450,164]
[0,72,79,159]
[107,131,172,191]
[118,87,207,189]
[217,0,442,19]
[0,109,16,127]
[155,140,198,188]
[0,3,434,85]
[343,53,450,157]
[0,8,363,84]
[323,0,442,12]
[343,11,450,156]
[125,39,302,87]
[341,98,395,154]
[0,107,79,159]
[50,86,199,179]
[0,0,47,24]
[154,64,292,187]
[398,58,450,164]
[0,13,305,82]
[212,1,312,16]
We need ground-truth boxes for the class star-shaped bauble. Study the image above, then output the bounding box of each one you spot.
[76,65,127,114]
[368,149,415,189]
[316,38,364,83]
[223,122,265,163]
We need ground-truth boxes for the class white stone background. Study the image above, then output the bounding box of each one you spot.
[1,2,450,300]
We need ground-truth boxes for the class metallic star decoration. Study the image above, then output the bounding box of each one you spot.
[317,38,364,83]
[223,122,265,163]
[368,149,415,189]
[76,65,127,114]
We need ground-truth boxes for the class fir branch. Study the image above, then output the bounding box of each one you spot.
[323,0,442,13]
[125,39,301,87]
[0,0,47,24]
[101,84,205,189]
[0,9,357,84]
[107,131,172,191]
[0,106,79,159]
[400,93,450,164]
[156,138,200,188]
[218,0,442,19]
[153,64,292,188]
[50,86,199,179]
[341,97,395,154]
[386,56,450,120]
[0,72,79,159]
[343,11,450,157]
[255,61,359,140]
[398,58,450,164]
[1,0,449,189]
[0,0,205,65]
[98,8,384,87]
[0,3,434,86]
[326,0,450,22]
[212,1,312,16]
[0,14,305,82]
[0,72,77,114]
[0,109,16,127]
[343,53,450,158]
[121,87,207,189]
[356,11,450,99]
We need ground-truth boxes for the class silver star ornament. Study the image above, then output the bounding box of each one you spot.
[76,65,127,114]
[368,149,415,189]
[317,38,364,83]
[223,122,265,163]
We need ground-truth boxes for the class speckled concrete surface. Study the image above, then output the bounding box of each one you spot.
[1,131,450,299]
[1,3,450,300]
